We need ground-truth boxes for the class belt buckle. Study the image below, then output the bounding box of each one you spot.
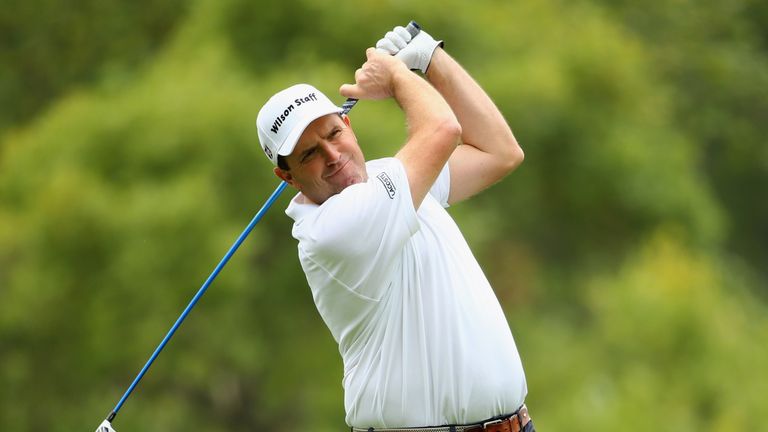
[482,419,504,429]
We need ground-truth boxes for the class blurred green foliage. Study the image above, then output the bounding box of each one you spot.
[0,0,766,430]
[0,0,189,131]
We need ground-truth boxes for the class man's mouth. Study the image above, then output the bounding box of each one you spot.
[324,159,349,179]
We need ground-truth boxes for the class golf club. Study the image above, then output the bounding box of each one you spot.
[94,20,422,432]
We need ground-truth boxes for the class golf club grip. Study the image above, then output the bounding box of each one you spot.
[341,20,422,114]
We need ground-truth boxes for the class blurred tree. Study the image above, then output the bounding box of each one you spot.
[1,0,767,430]
[0,0,189,132]
[517,230,768,431]
[0,12,351,425]
[221,0,470,76]
[591,0,768,288]
[450,0,725,308]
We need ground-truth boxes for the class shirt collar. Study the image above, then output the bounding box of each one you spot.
[285,191,317,223]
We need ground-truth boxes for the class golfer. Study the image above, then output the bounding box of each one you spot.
[256,25,533,432]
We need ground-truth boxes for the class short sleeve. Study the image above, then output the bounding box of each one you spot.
[428,162,451,208]
[294,158,419,300]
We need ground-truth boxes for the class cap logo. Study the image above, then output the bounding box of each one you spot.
[269,92,319,134]
[263,145,273,159]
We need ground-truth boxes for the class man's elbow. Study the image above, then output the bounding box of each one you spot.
[512,142,524,167]
[501,138,524,173]
[427,118,462,154]
[439,118,463,146]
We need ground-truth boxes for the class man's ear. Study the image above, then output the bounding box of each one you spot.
[274,167,298,189]
[342,114,351,127]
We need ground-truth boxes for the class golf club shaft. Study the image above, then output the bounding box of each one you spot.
[107,86,362,423]
[107,180,288,421]
[103,19,422,427]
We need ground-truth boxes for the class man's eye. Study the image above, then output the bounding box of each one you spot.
[301,148,317,163]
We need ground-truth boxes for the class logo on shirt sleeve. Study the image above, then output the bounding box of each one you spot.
[376,172,396,199]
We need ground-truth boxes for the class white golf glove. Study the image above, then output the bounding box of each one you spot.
[95,420,117,432]
[376,25,443,73]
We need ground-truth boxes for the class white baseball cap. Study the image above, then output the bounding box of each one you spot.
[256,84,343,166]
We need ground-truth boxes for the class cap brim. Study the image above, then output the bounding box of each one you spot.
[276,106,343,157]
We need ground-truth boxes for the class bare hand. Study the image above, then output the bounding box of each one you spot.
[339,48,409,100]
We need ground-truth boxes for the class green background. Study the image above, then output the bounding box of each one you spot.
[1,0,767,430]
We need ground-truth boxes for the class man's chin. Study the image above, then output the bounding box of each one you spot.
[345,175,364,188]
[311,174,366,204]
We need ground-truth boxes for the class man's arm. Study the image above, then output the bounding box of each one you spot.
[340,48,462,209]
[425,48,524,205]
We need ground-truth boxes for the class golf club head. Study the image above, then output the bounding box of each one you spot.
[95,420,117,432]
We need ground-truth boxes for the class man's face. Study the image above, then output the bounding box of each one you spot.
[275,114,367,204]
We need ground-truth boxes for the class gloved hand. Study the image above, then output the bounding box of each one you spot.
[375,25,443,74]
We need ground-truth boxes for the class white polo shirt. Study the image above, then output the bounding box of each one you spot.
[285,158,527,428]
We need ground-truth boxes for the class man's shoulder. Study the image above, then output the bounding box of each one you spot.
[365,157,398,172]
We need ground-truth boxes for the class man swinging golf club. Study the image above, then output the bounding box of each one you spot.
[257,24,533,431]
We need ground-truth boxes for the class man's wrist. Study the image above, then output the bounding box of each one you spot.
[425,47,446,81]
[390,66,417,98]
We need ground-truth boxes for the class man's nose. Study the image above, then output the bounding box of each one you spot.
[322,142,341,165]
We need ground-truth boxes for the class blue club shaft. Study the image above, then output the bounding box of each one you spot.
[108,180,289,421]
[105,19,421,425]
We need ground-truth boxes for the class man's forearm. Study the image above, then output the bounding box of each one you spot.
[423,48,523,204]
[426,48,522,165]
[393,67,458,145]
[391,67,462,207]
